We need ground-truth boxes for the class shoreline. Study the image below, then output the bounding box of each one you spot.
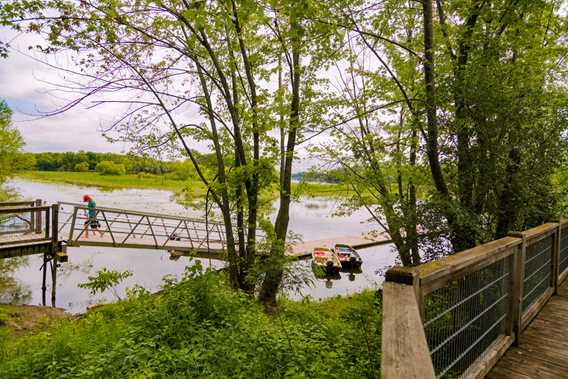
[15,171,353,198]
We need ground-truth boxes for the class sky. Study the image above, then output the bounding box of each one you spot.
[0,27,323,171]
[1,29,132,153]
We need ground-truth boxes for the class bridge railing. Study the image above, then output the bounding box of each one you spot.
[0,199,46,237]
[0,199,44,235]
[0,203,58,249]
[381,220,568,379]
[56,202,233,253]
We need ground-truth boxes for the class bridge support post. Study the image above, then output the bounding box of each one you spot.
[508,232,526,346]
[41,252,48,307]
[50,254,57,307]
[34,199,42,233]
[50,204,59,307]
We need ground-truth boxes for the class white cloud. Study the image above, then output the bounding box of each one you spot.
[1,28,129,153]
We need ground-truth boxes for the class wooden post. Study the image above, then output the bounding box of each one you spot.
[44,207,50,240]
[382,267,435,379]
[51,204,59,251]
[553,223,561,294]
[34,199,42,233]
[30,204,35,234]
[506,245,519,339]
[41,252,47,307]
[508,232,526,346]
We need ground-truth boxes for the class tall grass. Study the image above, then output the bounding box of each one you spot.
[0,268,382,378]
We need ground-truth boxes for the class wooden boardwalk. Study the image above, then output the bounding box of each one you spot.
[488,278,568,378]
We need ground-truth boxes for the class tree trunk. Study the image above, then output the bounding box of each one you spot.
[196,64,240,288]
[258,18,302,308]
[422,0,449,198]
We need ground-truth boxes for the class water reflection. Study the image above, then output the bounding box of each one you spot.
[0,256,32,304]
[3,178,398,312]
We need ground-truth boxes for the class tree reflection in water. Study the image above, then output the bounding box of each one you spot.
[0,257,32,304]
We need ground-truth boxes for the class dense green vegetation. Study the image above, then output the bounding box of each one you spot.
[18,170,208,196]
[21,151,211,179]
[0,101,23,200]
[0,268,381,378]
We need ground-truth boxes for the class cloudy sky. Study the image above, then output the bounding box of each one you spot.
[1,28,137,154]
[0,27,321,171]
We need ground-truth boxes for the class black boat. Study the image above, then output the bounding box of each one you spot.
[334,244,363,269]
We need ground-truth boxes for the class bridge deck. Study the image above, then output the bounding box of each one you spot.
[488,278,568,378]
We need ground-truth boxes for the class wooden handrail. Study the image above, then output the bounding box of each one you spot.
[381,281,435,379]
[381,220,565,379]
[0,206,51,214]
[0,201,36,207]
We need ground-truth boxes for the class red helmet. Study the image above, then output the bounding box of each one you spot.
[82,194,91,202]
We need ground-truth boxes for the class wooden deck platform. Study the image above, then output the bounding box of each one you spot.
[487,278,568,378]
[287,232,391,257]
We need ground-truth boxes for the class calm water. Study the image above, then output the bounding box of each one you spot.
[2,178,397,313]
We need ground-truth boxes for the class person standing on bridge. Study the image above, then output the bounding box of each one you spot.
[82,194,102,239]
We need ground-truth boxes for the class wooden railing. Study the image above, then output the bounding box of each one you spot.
[0,199,43,235]
[381,219,568,379]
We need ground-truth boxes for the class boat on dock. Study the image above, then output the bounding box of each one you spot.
[334,244,363,269]
[312,247,341,275]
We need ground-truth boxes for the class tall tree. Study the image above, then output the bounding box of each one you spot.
[1,0,341,304]
[316,0,567,262]
[0,101,23,186]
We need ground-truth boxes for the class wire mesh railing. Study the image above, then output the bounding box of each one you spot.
[522,234,553,312]
[424,257,512,378]
[560,226,568,279]
[382,220,567,379]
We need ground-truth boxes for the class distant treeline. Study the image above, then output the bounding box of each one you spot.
[20,151,214,180]
[291,168,345,184]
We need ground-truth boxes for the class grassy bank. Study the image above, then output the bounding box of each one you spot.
[16,170,352,198]
[16,170,204,192]
[0,270,381,378]
[0,305,68,343]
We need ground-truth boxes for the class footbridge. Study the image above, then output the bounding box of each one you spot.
[0,198,390,307]
[382,220,568,378]
[0,200,391,260]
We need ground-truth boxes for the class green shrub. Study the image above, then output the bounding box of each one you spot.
[95,161,125,176]
[0,268,381,378]
[74,162,89,172]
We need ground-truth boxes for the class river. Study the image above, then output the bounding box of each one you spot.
[1,178,397,313]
